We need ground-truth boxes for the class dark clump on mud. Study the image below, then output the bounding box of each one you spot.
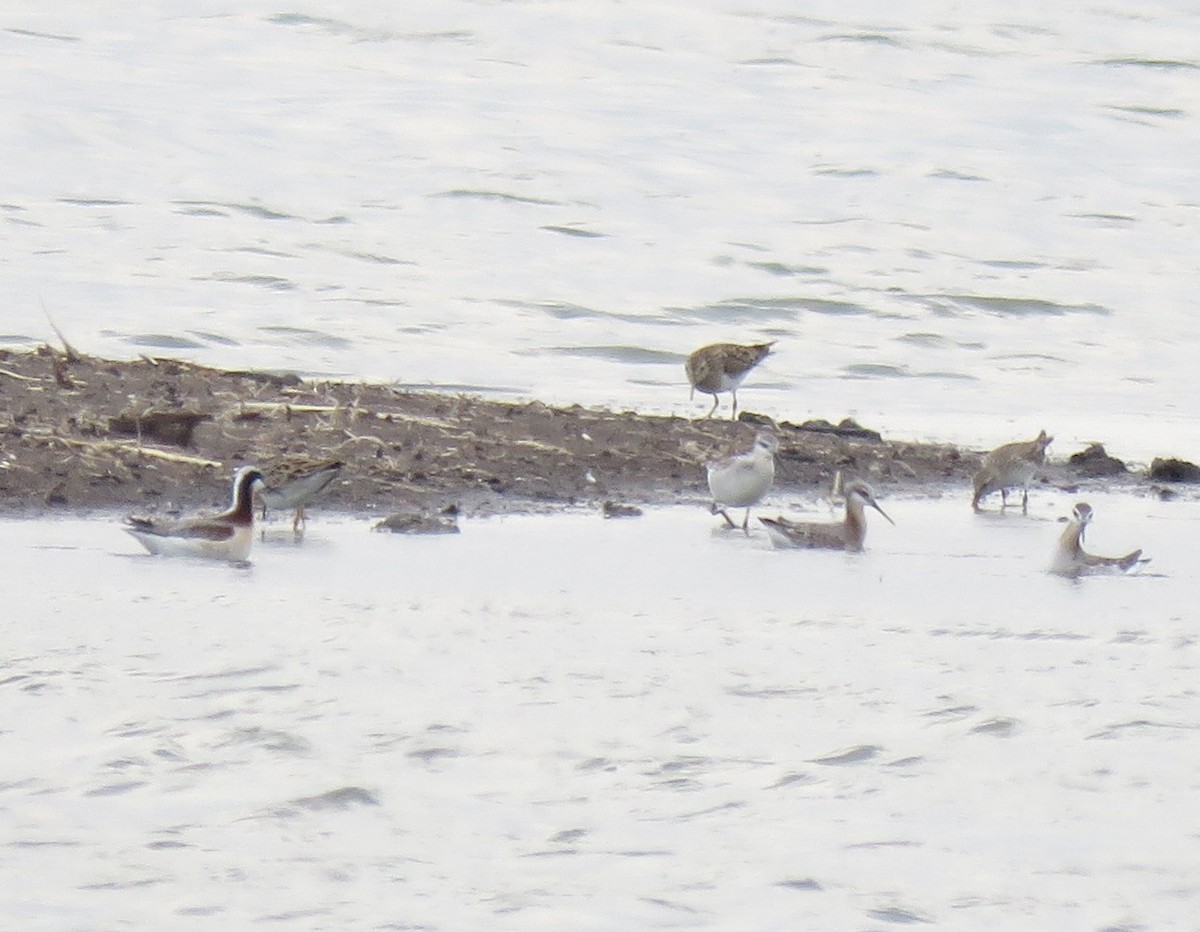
[0,347,1178,517]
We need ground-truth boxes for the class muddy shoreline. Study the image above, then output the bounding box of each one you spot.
[0,347,1187,520]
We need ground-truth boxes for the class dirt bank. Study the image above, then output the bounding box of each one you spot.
[0,347,1178,519]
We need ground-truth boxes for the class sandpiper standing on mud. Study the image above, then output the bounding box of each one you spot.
[760,479,894,552]
[972,429,1052,513]
[706,430,779,531]
[258,457,343,534]
[1049,502,1146,577]
[685,341,774,419]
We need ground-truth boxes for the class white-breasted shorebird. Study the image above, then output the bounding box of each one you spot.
[972,429,1052,513]
[258,457,343,533]
[706,430,778,531]
[760,479,894,551]
[1049,502,1146,577]
[685,341,774,419]
[124,466,266,562]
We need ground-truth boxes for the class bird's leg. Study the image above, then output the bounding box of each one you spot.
[730,391,738,420]
[292,506,306,536]
[706,394,719,419]
[715,507,737,529]
[999,488,1009,509]
[1021,488,1029,514]
[741,508,751,533]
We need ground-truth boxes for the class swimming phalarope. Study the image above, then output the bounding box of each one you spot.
[760,479,894,551]
[706,430,778,531]
[1049,502,1147,577]
[124,466,266,561]
[257,457,342,533]
[685,341,774,420]
[972,429,1052,513]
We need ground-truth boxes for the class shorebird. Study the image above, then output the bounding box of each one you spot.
[1049,502,1146,577]
[258,457,343,533]
[760,479,894,551]
[706,430,779,531]
[972,429,1052,513]
[685,341,774,419]
[124,466,266,561]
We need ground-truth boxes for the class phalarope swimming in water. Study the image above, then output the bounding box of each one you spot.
[685,341,774,420]
[1049,502,1146,577]
[760,479,894,551]
[705,430,778,531]
[972,429,1052,513]
[258,457,342,533]
[124,466,265,562]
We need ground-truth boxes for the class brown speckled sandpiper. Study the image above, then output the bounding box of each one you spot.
[972,429,1052,513]
[685,341,774,419]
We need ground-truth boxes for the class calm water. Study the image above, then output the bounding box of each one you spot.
[2,492,1198,928]
[3,2,1199,460]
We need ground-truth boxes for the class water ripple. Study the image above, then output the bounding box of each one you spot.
[5,27,80,42]
[1096,57,1200,72]
[258,325,352,348]
[289,786,380,811]
[678,295,876,322]
[813,744,881,766]
[542,225,606,238]
[209,274,297,292]
[121,333,207,351]
[777,877,823,891]
[433,189,559,206]
[868,905,934,924]
[924,294,1110,317]
[539,345,680,365]
[970,717,1019,737]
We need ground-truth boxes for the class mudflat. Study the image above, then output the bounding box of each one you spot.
[0,346,1171,518]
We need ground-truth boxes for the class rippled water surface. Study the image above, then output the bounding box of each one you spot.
[3,2,1199,459]
[4,492,1200,928]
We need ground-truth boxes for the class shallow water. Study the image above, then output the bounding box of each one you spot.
[4,491,1199,928]
[3,2,1200,460]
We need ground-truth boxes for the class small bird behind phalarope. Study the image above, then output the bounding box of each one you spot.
[124,466,266,561]
[706,430,778,531]
[1049,502,1147,577]
[685,341,774,419]
[972,429,1052,513]
[760,479,894,551]
[258,457,343,533]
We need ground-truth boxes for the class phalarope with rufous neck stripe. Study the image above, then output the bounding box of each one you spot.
[124,466,265,562]
[972,429,1052,513]
[1049,502,1147,577]
[705,430,778,531]
[685,341,774,420]
[760,479,894,552]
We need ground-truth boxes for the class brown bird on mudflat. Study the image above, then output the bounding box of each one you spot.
[972,429,1052,513]
[258,457,343,534]
[1049,502,1147,577]
[684,341,774,419]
